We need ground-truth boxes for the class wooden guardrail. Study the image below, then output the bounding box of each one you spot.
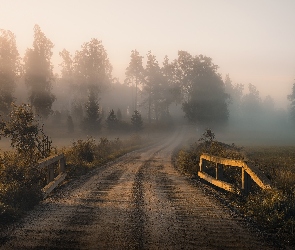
[198,153,271,194]
[37,154,67,198]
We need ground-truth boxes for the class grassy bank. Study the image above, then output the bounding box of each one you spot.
[174,130,295,247]
[0,134,144,226]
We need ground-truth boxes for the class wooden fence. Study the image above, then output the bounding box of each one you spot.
[37,154,67,198]
[198,153,271,194]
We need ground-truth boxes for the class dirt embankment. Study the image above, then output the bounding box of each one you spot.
[0,128,275,249]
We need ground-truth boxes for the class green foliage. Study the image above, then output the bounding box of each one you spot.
[106,109,118,130]
[131,110,143,131]
[24,25,56,118]
[74,38,112,95]
[125,50,144,111]
[176,131,295,247]
[0,103,52,223]
[82,91,101,133]
[0,104,53,211]
[175,129,244,179]
[0,104,52,163]
[67,137,97,165]
[116,108,122,120]
[176,52,229,124]
[0,29,19,116]
[0,152,43,212]
[64,135,142,177]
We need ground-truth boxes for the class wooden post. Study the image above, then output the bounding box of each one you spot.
[59,156,66,173]
[242,169,252,194]
[216,163,223,180]
[46,164,55,183]
[199,158,203,172]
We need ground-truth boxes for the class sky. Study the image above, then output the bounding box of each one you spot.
[1,0,295,109]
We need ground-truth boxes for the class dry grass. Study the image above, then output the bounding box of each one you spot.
[175,138,295,247]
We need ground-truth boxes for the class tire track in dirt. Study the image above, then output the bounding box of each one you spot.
[0,127,275,249]
[0,154,139,249]
[130,129,275,249]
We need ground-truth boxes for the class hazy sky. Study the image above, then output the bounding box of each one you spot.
[1,0,295,108]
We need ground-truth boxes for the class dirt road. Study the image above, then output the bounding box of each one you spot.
[0,128,274,249]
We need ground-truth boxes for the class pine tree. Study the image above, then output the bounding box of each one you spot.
[131,110,143,131]
[106,109,118,130]
[83,91,101,133]
[116,108,122,121]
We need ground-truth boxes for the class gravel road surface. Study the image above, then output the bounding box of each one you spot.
[0,128,274,249]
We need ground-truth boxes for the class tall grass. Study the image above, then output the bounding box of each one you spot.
[63,134,142,177]
[0,134,143,225]
[175,130,295,247]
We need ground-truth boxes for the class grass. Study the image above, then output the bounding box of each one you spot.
[174,130,295,248]
[0,134,144,226]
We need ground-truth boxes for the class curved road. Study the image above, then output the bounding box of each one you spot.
[1,128,274,249]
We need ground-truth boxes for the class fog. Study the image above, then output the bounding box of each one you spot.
[1,1,295,149]
[8,49,295,148]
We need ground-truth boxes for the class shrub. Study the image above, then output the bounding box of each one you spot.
[0,152,43,221]
[131,110,143,131]
[0,104,52,223]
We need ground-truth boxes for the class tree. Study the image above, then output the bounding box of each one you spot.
[162,55,182,106]
[178,52,229,124]
[131,110,143,131]
[0,104,52,163]
[83,90,101,133]
[59,49,73,81]
[24,25,55,118]
[125,50,144,111]
[73,38,112,131]
[116,108,122,120]
[224,74,244,121]
[74,38,112,96]
[143,51,165,123]
[241,83,261,117]
[0,29,20,116]
[106,109,118,130]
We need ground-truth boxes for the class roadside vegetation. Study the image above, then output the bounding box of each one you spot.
[0,104,145,226]
[175,129,295,247]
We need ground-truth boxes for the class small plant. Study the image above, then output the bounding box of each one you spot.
[0,103,52,163]
[106,109,118,130]
[131,110,143,131]
[0,104,50,223]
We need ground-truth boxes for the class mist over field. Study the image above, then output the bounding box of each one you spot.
[2,3,295,248]
[0,0,295,150]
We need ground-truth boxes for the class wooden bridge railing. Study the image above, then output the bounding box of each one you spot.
[36,154,67,198]
[198,153,271,194]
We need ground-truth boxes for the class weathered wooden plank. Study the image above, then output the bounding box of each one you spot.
[42,172,67,198]
[198,171,236,193]
[242,163,271,189]
[37,154,64,169]
[201,153,245,168]
[200,153,271,190]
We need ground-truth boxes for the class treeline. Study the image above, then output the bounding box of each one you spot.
[1,25,295,135]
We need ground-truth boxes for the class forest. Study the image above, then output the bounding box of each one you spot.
[0,25,294,146]
[1,25,295,247]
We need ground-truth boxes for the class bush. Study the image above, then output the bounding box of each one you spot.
[175,129,295,247]
[0,104,52,224]
[0,152,43,222]
[175,129,244,179]
[64,135,143,177]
